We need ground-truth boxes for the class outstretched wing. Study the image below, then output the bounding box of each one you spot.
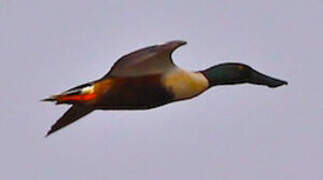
[46,105,94,137]
[102,40,187,78]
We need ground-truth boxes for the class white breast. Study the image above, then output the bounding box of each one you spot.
[161,69,209,100]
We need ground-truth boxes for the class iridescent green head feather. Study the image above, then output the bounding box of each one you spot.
[201,63,288,88]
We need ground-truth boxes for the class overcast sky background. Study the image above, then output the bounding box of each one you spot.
[1,0,322,179]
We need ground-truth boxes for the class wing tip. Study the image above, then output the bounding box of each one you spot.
[44,131,51,138]
[45,126,57,137]
[44,106,94,138]
[164,40,187,49]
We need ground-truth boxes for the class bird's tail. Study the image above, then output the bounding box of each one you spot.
[41,83,97,105]
[41,93,97,105]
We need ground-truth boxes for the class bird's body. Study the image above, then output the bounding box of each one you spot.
[43,40,287,136]
[93,74,172,109]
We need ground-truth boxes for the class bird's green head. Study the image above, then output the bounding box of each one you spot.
[201,63,288,88]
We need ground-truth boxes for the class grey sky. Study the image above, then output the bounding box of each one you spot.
[0,0,322,179]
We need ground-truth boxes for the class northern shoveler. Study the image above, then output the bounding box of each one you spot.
[43,40,287,136]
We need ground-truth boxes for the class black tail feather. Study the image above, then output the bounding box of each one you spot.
[41,97,56,102]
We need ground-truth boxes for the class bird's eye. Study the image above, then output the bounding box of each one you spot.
[238,65,245,70]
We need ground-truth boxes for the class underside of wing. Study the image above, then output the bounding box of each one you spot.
[46,105,94,137]
[102,40,187,78]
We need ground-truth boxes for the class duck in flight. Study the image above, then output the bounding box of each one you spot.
[43,40,287,136]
